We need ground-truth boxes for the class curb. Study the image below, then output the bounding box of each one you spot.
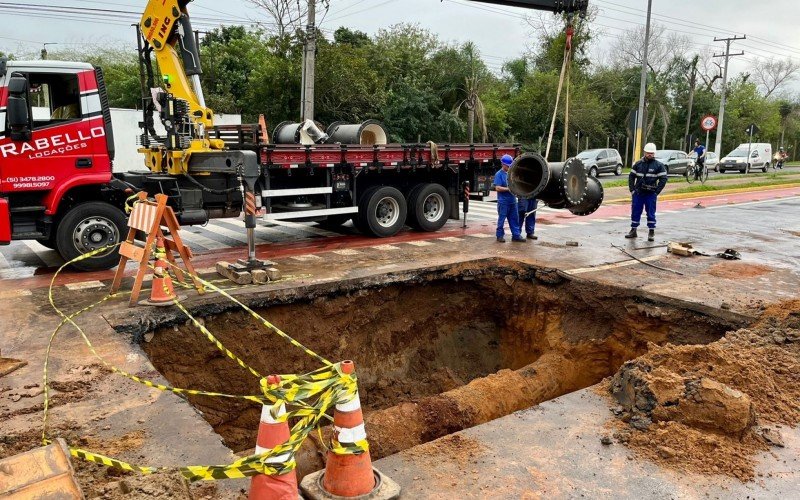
[604,182,800,205]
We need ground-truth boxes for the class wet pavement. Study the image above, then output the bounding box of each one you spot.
[1,186,799,498]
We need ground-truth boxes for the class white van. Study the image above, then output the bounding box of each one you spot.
[719,143,773,173]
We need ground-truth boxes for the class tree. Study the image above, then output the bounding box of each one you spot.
[246,0,311,39]
[752,57,800,98]
[452,43,490,143]
[50,47,140,109]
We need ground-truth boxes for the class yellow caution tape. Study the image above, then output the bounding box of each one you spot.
[43,235,366,481]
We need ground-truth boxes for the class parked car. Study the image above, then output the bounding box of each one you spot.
[689,151,720,171]
[576,148,624,177]
[719,143,773,173]
[655,149,691,175]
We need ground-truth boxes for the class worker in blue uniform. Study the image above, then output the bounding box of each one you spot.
[517,195,538,240]
[494,154,524,242]
[626,142,668,242]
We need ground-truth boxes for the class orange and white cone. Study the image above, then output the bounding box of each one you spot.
[322,360,376,497]
[249,375,298,500]
[147,237,175,305]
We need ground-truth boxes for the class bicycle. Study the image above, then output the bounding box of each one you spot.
[685,160,708,184]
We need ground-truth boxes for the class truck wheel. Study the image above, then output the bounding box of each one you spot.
[356,186,407,237]
[763,162,769,173]
[56,202,127,271]
[408,183,450,232]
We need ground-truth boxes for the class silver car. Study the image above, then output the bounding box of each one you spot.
[689,151,720,172]
[576,148,624,177]
[655,150,691,175]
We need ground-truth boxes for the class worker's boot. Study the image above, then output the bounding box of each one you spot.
[625,228,638,239]
[648,229,655,242]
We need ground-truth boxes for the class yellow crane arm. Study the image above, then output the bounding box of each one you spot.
[140,0,215,132]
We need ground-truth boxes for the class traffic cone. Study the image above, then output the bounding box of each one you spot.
[322,360,376,497]
[147,236,175,305]
[249,375,298,500]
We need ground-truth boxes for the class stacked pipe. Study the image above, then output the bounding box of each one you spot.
[272,120,389,146]
[508,152,604,216]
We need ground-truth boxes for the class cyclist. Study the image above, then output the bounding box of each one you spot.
[774,147,787,170]
[691,139,706,180]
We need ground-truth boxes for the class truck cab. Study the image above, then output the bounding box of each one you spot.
[0,59,128,270]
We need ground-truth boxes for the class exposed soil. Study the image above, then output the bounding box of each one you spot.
[707,261,775,279]
[606,299,800,481]
[141,266,742,476]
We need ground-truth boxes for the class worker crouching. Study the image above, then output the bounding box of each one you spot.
[626,143,667,242]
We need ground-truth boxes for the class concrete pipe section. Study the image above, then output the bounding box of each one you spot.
[326,120,388,145]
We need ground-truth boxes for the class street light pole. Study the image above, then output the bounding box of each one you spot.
[633,0,653,164]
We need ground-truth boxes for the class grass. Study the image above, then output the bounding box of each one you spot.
[671,177,800,194]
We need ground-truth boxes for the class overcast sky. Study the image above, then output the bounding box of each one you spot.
[2,0,799,93]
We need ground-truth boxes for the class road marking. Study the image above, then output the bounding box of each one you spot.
[201,222,250,243]
[405,240,434,247]
[178,230,229,250]
[291,254,323,262]
[468,233,495,239]
[543,224,568,228]
[373,244,400,251]
[264,219,338,238]
[438,237,463,243]
[65,281,105,291]
[569,221,591,226]
[20,240,62,268]
[332,249,361,256]
[591,219,610,223]
[0,289,32,299]
[0,251,9,270]
[565,255,664,275]
[608,216,628,220]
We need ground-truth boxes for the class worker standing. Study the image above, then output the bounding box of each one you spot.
[517,196,538,240]
[626,143,667,242]
[494,155,524,243]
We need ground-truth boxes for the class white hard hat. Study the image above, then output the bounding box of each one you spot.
[644,143,657,154]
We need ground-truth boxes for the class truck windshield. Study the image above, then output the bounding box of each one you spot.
[727,150,748,157]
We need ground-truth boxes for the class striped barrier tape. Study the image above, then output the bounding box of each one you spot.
[43,215,366,481]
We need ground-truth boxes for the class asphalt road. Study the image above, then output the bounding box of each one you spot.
[2,186,799,286]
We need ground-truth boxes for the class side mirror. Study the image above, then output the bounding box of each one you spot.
[6,73,31,141]
[669,155,676,161]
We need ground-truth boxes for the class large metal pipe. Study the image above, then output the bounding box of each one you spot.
[273,120,329,145]
[326,120,388,145]
[508,152,551,199]
[538,157,589,207]
[568,176,604,216]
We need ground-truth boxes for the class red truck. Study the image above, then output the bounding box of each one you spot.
[0,0,592,272]
[0,58,518,271]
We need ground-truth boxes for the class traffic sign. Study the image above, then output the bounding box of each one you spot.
[745,123,760,136]
[700,115,717,131]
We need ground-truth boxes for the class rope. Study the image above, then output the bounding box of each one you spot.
[544,23,576,161]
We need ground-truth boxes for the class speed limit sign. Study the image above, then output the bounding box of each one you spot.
[701,115,717,131]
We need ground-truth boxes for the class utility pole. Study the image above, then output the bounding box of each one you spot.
[300,0,317,122]
[682,55,699,152]
[713,35,745,156]
[633,0,653,163]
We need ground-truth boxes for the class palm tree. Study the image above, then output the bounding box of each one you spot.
[453,42,488,144]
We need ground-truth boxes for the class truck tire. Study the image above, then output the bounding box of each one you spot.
[56,202,127,271]
[407,183,450,232]
[356,186,407,237]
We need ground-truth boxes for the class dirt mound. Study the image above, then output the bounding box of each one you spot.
[607,319,800,480]
[707,261,774,279]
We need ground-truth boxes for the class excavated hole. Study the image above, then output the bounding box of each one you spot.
[140,264,744,475]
